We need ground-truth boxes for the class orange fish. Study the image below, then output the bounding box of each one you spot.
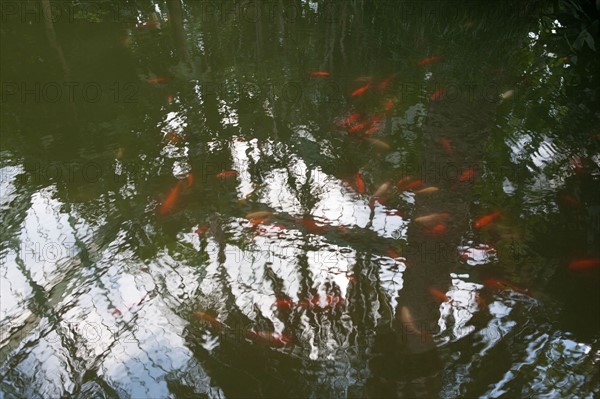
[193,311,225,331]
[348,121,370,134]
[439,136,453,156]
[343,113,362,126]
[569,258,600,271]
[309,71,330,77]
[386,247,401,259]
[372,181,391,199]
[429,288,449,302]
[384,99,394,111]
[429,223,448,235]
[459,168,475,182]
[351,83,370,97]
[246,330,293,347]
[355,172,365,193]
[246,211,272,220]
[365,123,383,136]
[415,187,438,195]
[483,278,530,296]
[396,176,413,190]
[165,131,182,143]
[378,76,393,91]
[415,212,450,225]
[274,299,295,309]
[430,88,445,101]
[136,21,160,29]
[195,225,209,236]
[417,56,441,66]
[147,76,169,84]
[401,180,424,192]
[159,181,183,215]
[475,293,488,310]
[216,170,238,179]
[474,211,502,229]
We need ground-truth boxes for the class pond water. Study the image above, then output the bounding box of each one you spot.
[1,1,599,398]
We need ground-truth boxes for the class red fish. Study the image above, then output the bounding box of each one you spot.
[159,181,183,215]
[348,121,370,134]
[558,193,581,208]
[430,88,446,101]
[165,131,182,143]
[352,83,370,97]
[147,76,169,84]
[355,172,365,193]
[343,113,362,126]
[459,168,475,182]
[401,180,424,192]
[429,288,449,302]
[386,247,401,259]
[570,156,585,175]
[274,299,295,309]
[309,71,330,77]
[166,95,174,104]
[378,76,393,91]
[384,99,394,111]
[417,56,441,66]
[299,295,344,309]
[195,225,208,236]
[396,176,413,189]
[216,170,238,179]
[365,123,383,136]
[569,258,600,271]
[439,136,454,156]
[474,211,502,229]
[193,311,225,331]
[429,223,448,235]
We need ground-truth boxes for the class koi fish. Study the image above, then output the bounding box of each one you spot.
[483,278,530,296]
[195,225,209,236]
[474,211,502,229]
[372,181,391,199]
[558,193,581,208]
[500,89,514,100]
[415,187,438,195]
[414,212,450,225]
[396,176,413,189]
[246,330,293,347]
[459,168,475,182]
[430,88,446,101]
[475,293,488,310]
[216,170,238,179]
[136,21,160,29]
[299,295,344,309]
[429,288,449,303]
[159,181,183,215]
[147,76,169,84]
[245,211,272,220]
[417,56,441,66]
[363,137,390,150]
[348,121,370,134]
[400,180,424,192]
[352,83,370,97]
[439,136,454,156]
[166,95,174,104]
[309,71,330,77]
[570,156,585,175]
[378,76,393,91]
[355,172,365,193]
[274,299,295,309]
[384,99,394,111]
[365,123,383,136]
[569,258,600,271]
[299,217,328,233]
[343,113,362,126]
[193,311,225,331]
[429,223,448,235]
[386,247,401,259]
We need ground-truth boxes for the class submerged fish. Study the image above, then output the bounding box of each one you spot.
[415,187,439,195]
[414,212,450,225]
[363,137,390,150]
[459,168,475,182]
[417,56,441,66]
[147,76,169,84]
[159,181,183,215]
[355,172,365,193]
[569,258,600,271]
[216,170,238,179]
[352,83,370,97]
[245,211,272,220]
[474,211,502,229]
[309,71,330,77]
[429,288,449,303]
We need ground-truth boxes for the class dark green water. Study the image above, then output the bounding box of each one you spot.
[1,0,600,398]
